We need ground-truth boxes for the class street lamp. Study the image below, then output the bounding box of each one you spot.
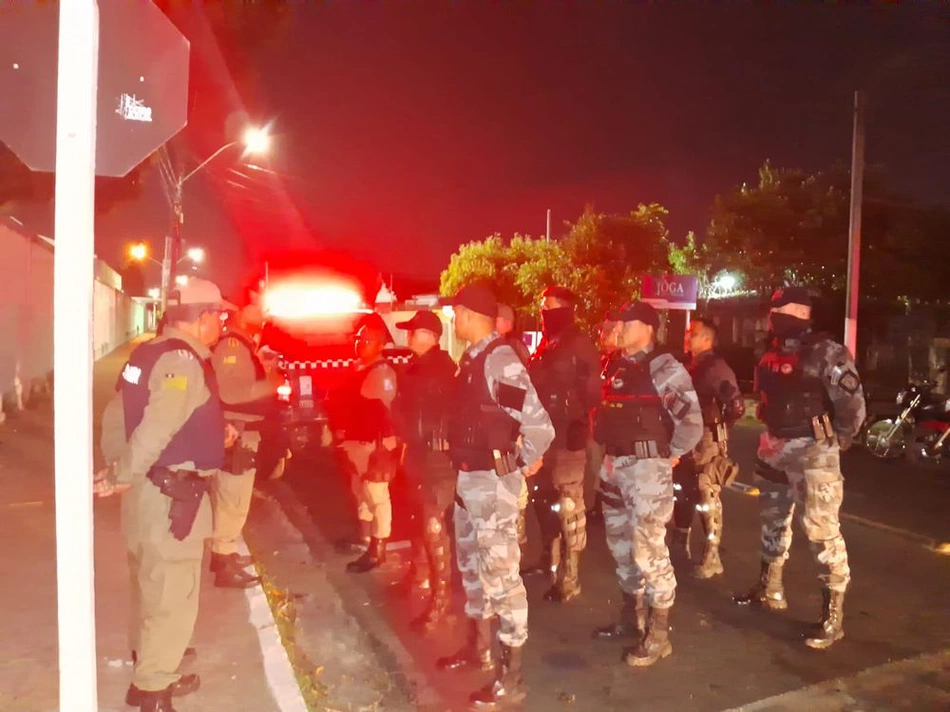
[175,275,189,287]
[129,242,149,262]
[186,246,205,264]
[147,288,160,300]
[160,124,271,310]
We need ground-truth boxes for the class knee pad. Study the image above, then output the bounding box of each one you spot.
[558,497,587,551]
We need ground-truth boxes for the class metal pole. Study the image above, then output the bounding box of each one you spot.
[160,234,172,313]
[546,208,551,241]
[168,182,183,292]
[53,1,99,709]
[845,90,865,358]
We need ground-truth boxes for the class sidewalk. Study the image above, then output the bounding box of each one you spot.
[0,338,301,712]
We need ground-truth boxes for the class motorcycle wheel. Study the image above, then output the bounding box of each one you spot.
[864,418,909,460]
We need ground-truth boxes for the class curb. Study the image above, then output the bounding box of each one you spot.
[262,479,448,712]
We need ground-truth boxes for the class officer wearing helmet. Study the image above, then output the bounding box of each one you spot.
[327,313,400,574]
[96,278,236,711]
[735,286,865,650]
[591,300,702,668]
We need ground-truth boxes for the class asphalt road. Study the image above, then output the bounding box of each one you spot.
[280,424,950,711]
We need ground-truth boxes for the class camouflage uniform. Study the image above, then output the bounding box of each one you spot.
[670,349,743,578]
[438,332,554,702]
[593,344,703,667]
[454,334,554,645]
[737,327,865,650]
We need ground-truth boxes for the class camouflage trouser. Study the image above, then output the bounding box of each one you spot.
[600,455,676,609]
[342,441,392,539]
[455,469,528,647]
[212,428,260,556]
[755,433,850,592]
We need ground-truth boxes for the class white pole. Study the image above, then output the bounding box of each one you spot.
[53,1,100,710]
[546,208,551,241]
[844,90,865,358]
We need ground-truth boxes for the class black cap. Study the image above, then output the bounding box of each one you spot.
[395,310,443,337]
[617,300,660,329]
[770,286,812,308]
[451,283,498,318]
[541,285,577,306]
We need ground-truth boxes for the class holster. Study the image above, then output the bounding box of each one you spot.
[147,466,211,541]
[753,457,789,485]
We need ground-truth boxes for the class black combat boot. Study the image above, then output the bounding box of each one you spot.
[411,538,454,632]
[436,617,496,673]
[126,675,200,707]
[469,643,527,710]
[623,606,673,667]
[734,560,788,611]
[805,588,846,649]
[214,558,261,589]
[209,552,253,573]
[346,537,387,573]
[137,686,177,712]
[592,591,646,640]
[544,547,582,603]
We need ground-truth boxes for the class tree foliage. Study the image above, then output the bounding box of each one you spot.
[703,160,950,301]
[440,204,678,330]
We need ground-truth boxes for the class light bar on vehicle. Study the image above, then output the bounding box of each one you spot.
[263,281,367,320]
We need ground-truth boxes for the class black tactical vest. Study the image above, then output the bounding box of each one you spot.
[396,347,456,449]
[119,338,225,471]
[448,339,521,470]
[331,360,393,442]
[757,334,832,439]
[594,350,673,457]
[689,352,725,426]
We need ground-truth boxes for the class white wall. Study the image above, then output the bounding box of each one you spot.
[0,217,144,406]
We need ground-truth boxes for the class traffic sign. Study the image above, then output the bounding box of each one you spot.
[0,0,189,177]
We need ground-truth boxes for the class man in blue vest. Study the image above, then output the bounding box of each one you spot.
[95,278,235,712]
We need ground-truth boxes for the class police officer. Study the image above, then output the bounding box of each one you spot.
[591,301,703,668]
[95,279,234,712]
[585,310,622,520]
[328,316,400,574]
[496,303,531,365]
[524,286,601,603]
[392,310,459,632]
[208,303,278,589]
[436,284,554,710]
[735,287,865,650]
[669,317,744,579]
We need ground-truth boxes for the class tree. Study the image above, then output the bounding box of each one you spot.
[440,203,681,331]
[704,160,950,302]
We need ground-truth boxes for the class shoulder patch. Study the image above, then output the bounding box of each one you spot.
[161,374,189,391]
[122,363,142,385]
[223,355,238,365]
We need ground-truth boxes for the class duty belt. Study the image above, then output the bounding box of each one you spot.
[146,466,210,541]
[604,440,670,459]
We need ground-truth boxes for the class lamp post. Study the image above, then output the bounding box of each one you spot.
[160,126,270,309]
[128,241,206,308]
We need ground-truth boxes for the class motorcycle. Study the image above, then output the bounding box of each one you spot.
[864,371,950,467]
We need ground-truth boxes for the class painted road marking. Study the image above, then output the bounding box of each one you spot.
[237,539,309,712]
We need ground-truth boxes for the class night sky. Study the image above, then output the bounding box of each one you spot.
[12,3,950,299]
